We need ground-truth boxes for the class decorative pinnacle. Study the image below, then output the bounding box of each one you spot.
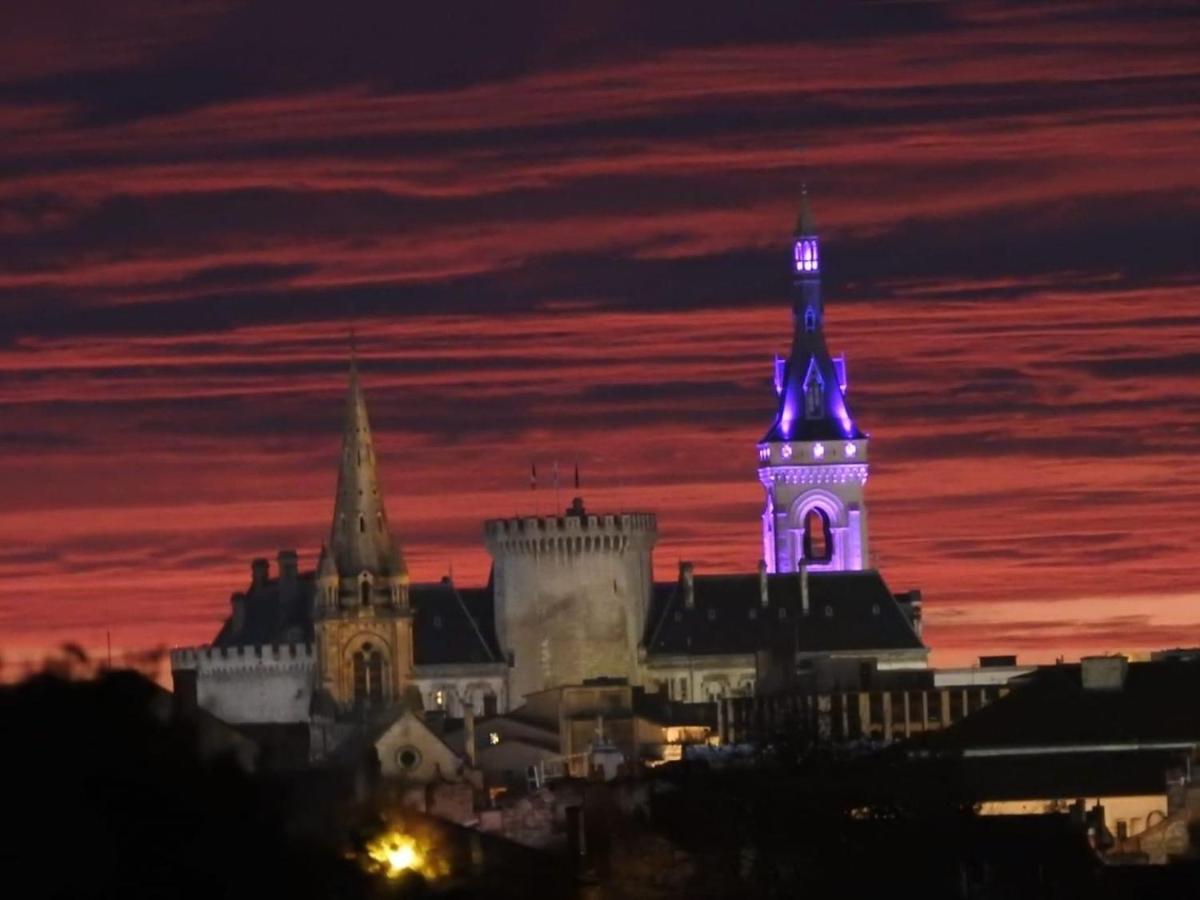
[794,184,816,236]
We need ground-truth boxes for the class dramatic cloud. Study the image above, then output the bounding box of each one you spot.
[2,1,1199,667]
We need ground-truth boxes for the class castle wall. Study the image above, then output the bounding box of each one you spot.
[485,511,656,706]
[171,643,315,724]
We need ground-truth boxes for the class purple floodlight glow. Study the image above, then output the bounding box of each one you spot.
[844,442,856,457]
[813,443,825,459]
[781,443,793,459]
[793,239,819,273]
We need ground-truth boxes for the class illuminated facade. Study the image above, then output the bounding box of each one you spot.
[758,190,869,574]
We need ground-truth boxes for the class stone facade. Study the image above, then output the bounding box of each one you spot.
[485,501,656,706]
[169,643,315,724]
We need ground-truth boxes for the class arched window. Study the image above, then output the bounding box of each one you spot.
[804,307,817,332]
[803,508,832,562]
[360,578,371,606]
[353,643,385,707]
[358,515,366,534]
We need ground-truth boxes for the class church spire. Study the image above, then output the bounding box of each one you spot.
[329,361,407,591]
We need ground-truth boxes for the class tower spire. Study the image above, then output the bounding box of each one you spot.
[329,362,407,588]
[757,191,869,575]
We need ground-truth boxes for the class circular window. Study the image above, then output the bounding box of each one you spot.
[395,746,421,771]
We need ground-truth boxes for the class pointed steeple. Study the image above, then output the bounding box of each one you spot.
[329,361,407,584]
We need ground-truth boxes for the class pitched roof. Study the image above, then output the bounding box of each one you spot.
[213,575,315,647]
[934,660,1200,751]
[211,569,502,667]
[411,578,501,666]
[643,570,925,658]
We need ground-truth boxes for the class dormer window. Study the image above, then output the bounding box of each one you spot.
[804,307,817,332]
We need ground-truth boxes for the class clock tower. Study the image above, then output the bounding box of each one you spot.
[758,189,869,574]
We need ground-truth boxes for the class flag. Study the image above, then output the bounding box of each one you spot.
[530,462,537,490]
[574,459,580,490]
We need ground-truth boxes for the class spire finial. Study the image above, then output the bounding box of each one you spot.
[795,183,816,236]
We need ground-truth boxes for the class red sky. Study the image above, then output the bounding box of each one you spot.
[2,1,1199,675]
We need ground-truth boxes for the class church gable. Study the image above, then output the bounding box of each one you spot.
[373,709,466,782]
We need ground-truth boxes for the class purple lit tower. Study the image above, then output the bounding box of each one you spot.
[758,189,869,574]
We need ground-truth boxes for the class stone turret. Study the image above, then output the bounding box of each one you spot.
[484,497,657,705]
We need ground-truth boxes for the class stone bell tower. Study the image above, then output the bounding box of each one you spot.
[312,361,415,712]
[758,189,870,574]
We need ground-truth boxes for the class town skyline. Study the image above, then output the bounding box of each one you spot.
[3,2,1200,672]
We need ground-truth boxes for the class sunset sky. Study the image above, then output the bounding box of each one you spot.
[2,1,1199,674]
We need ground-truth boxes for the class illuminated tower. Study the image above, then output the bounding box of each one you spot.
[312,361,416,712]
[758,189,869,573]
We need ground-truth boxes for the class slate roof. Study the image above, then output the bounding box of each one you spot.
[411,578,501,666]
[213,575,316,646]
[643,570,925,658]
[933,660,1200,751]
[210,569,501,667]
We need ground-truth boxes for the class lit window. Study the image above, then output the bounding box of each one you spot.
[489,731,501,745]
[844,442,856,457]
[781,443,793,460]
[793,239,819,273]
[813,443,825,459]
[434,690,445,707]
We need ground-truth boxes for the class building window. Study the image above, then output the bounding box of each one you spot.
[360,579,371,606]
[359,515,365,533]
[483,693,498,716]
[489,732,501,746]
[353,643,384,707]
[395,746,421,772]
[434,689,446,708]
[803,508,833,562]
[433,615,443,629]
[679,678,688,701]
[804,307,816,332]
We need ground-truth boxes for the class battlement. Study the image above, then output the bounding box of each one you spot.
[170,642,316,671]
[484,510,657,556]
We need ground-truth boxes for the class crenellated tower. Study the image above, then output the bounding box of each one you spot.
[313,361,416,713]
[758,189,869,574]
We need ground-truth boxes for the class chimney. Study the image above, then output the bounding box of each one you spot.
[230,594,247,636]
[250,558,269,588]
[681,561,695,609]
[464,703,477,768]
[277,549,299,606]
[797,558,809,616]
[758,559,769,608]
[1081,655,1128,691]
